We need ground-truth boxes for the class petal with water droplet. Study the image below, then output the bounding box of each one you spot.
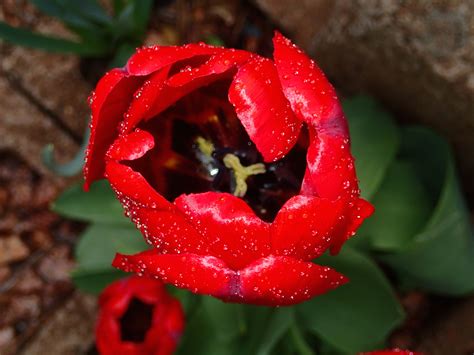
[271,195,346,260]
[105,161,171,210]
[120,66,171,134]
[329,198,375,255]
[133,207,206,253]
[272,32,361,201]
[126,43,224,76]
[113,251,234,298]
[239,255,348,306]
[229,57,302,162]
[174,192,271,270]
[84,69,145,189]
[106,129,155,162]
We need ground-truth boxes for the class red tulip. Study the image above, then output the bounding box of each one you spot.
[95,276,184,355]
[84,32,373,306]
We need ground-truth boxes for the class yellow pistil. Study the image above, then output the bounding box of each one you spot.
[223,154,266,197]
[196,136,215,157]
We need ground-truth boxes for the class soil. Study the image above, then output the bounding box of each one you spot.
[0,1,473,354]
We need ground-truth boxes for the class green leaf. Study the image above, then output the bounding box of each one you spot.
[360,159,433,250]
[132,0,153,35]
[31,0,111,28]
[109,42,137,68]
[56,0,112,25]
[288,323,315,355]
[382,127,474,294]
[113,0,128,15]
[343,96,400,200]
[239,306,273,354]
[72,223,149,293]
[255,308,294,355]
[0,22,105,56]
[31,0,94,29]
[176,305,239,355]
[201,297,245,342]
[71,268,126,294]
[53,180,129,225]
[42,128,89,177]
[75,224,148,269]
[296,247,405,353]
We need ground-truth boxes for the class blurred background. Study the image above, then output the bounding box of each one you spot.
[0,1,473,354]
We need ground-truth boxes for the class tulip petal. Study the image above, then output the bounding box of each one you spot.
[106,129,155,162]
[144,51,253,121]
[239,255,348,306]
[120,66,171,134]
[271,195,347,260]
[84,69,145,189]
[330,198,375,255]
[272,32,360,200]
[166,49,253,87]
[121,51,251,134]
[133,207,206,253]
[113,251,234,298]
[272,32,343,132]
[174,192,271,270]
[229,57,302,162]
[105,161,171,210]
[304,127,360,200]
[126,43,224,76]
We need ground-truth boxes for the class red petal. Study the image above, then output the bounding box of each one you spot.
[174,192,271,270]
[228,57,302,162]
[272,32,343,133]
[120,66,171,134]
[239,255,348,306]
[106,129,154,162]
[271,195,346,260]
[330,198,375,255]
[143,51,253,122]
[147,297,184,355]
[126,43,224,76]
[84,69,145,189]
[133,207,205,253]
[122,52,250,135]
[273,32,360,200]
[303,126,360,200]
[96,276,184,355]
[98,278,133,314]
[113,251,234,298]
[166,49,252,87]
[105,161,171,210]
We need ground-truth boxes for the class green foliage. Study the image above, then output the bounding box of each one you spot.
[296,247,404,353]
[347,96,474,295]
[53,180,128,225]
[342,96,400,200]
[0,0,154,65]
[52,95,474,353]
[54,180,149,294]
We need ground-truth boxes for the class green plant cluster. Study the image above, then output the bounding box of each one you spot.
[53,96,474,354]
[0,0,153,66]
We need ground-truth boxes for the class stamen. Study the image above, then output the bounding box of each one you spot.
[223,154,266,197]
[196,136,215,157]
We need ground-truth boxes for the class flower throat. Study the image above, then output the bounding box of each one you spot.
[133,88,307,222]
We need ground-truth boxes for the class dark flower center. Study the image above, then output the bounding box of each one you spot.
[132,80,307,221]
[119,298,154,343]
